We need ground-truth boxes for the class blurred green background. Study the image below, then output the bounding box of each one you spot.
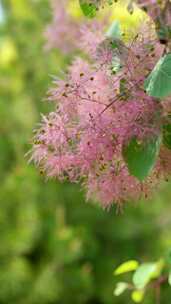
[1,0,171,303]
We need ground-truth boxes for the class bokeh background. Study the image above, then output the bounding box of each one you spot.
[1,0,171,303]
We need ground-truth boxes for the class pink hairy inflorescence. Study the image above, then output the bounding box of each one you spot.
[31,3,171,209]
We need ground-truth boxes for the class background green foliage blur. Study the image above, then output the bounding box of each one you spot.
[1,0,171,303]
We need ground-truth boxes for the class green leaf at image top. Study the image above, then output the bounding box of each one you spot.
[144,53,171,99]
[79,0,97,18]
[122,136,161,181]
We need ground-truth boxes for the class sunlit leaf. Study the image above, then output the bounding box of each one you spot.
[114,260,139,275]
[79,0,97,18]
[168,271,171,285]
[144,54,171,99]
[0,38,17,67]
[106,20,122,39]
[150,259,165,278]
[122,136,161,181]
[114,282,129,296]
[167,249,171,265]
[133,263,159,289]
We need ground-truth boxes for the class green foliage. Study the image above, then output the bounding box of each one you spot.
[114,282,129,296]
[79,0,115,17]
[131,290,144,303]
[122,136,161,181]
[157,26,171,44]
[79,0,97,18]
[144,53,171,99]
[163,117,171,149]
[168,271,171,285]
[133,262,160,289]
[1,1,171,304]
[114,260,139,275]
[114,259,166,303]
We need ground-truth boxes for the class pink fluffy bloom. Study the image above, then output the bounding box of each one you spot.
[137,0,161,20]
[137,0,171,36]
[79,21,106,58]
[44,0,109,55]
[31,18,171,209]
[44,0,80,54]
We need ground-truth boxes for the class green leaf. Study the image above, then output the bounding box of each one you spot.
[163,117,171,149]
[168,271,171,285]
[151,259,165,278]
[120,78,127,93]
[79,0,97,18]
[107,0,114,4]
[157,26,171,43]
[166,249,171,265]
[131,290,144,303]
[106,20,122,39]
[133,263,159,289]
[111,56,122,74]
[114,260,139,275]
[122,136,161,181]
[144,53,171,99]
[114,282,128,296]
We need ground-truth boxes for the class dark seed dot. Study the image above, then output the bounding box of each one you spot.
[159,39,167,45]
[62,92,68,97]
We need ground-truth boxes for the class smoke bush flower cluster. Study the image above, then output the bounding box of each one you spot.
[31,18,171,208]
[45,0,109,55]
[137,0,171,45]
[31,1,171,208]
[137,0,169,21]
[45,0,80,53]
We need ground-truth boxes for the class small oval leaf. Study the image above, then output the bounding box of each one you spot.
[114,282,128,296]
[114,260,139,275]
[79,0,97,18]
